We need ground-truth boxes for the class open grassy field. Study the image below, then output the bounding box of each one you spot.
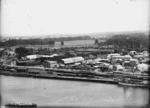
[55,40,94,47]
[11,39,106,50]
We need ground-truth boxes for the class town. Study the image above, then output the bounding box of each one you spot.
[0,34,149,87]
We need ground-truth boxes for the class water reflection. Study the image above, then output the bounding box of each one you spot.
[1,76,149,107]
[119,85,149,106]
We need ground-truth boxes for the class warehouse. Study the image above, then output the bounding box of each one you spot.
[61,57,84,64]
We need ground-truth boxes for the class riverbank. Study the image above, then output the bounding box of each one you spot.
[0,70,117,84]
[0,64,149,88]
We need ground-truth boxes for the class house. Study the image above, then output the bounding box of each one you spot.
[61,57,84,64]
[113,64,124,71]
[39,54,58,58]
[128,51,137,56]
[111,55,131,64]
[130,58,139,67]
[0,48,4,51]
[137,63,149,72]
[26,55,38,60]
[26,54,59,60]
[123,61,131,67]
[43,60,59,68]
[107,53,120,60]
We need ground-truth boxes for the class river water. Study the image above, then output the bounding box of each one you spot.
[0,75,149,107]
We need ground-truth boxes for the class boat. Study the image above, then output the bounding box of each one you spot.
[118,82,149,87]
[118,78,149,87]
[5,102,37,107]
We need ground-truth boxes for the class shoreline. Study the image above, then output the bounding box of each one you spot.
[0,70,117,84]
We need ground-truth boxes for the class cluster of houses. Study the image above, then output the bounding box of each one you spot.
[0,47,149,75]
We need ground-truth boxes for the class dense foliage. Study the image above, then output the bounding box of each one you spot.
[0,36,91,47]
[0,39,55,46]
[94,39,99,45]
[104,34,149,51]
[61,41,64,46]
[15,47,33,59]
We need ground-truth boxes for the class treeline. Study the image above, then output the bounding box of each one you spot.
[103,34,149,51]
[0,36,91,47]
[0,39,55,46]
[44,35,91,41]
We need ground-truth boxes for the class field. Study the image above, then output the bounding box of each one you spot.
[11,39,106,50]
[55,40,94,47]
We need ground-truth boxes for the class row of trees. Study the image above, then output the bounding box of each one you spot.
[44,35,91,41]
[0,39,55,46]
[103,34,149,51]
[0,36,91,47]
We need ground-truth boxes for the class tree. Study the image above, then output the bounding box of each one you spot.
[15,47,29,59]
[94,39,99,45]
[61,41,64,46]
[104,34,149,51]
[48,40,55,45]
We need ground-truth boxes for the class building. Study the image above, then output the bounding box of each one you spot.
[107,53,120,60]
[94,58,110,63]
[137,63,149,72]
[61,57,84,64]
[113,64,124,71]
[27,67,46,75]
[26,54,59,60]
[111,55,131,64]
[26,55,38,60]
[43,60,59,68]
[128,51,137,56]
[16,60,41,66]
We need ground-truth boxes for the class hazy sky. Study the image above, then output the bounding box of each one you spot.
[1,0,149,37]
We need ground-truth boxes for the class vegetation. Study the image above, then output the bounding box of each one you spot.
[15,47,34,59]
[0,49,5,57]
[94,39,99,45]
[61,41,64,46]
[0,39,55,46]
[103,34,149,51]
[0,36,91,47]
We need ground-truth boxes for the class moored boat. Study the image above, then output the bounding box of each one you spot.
[118,78,149,87]
[118,82,149,87]
[5,102,37,107]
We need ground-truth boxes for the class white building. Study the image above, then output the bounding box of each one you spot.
[26,55,38,60]
[137,63,149,72]
[62,57,84,64]
[107,53,120,60]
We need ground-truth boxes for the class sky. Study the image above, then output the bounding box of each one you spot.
[1,0,150,38]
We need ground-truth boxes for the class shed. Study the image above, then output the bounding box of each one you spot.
[26,55,38,60]
[43,60,59,68]
[107,53,120,60]
[62,57,84,64]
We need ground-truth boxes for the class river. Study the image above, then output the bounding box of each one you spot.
[0,75,149,107]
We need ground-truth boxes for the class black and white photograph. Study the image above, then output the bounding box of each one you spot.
[0,0,150,108]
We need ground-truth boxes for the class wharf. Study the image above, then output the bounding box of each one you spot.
[0,70,117,84]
